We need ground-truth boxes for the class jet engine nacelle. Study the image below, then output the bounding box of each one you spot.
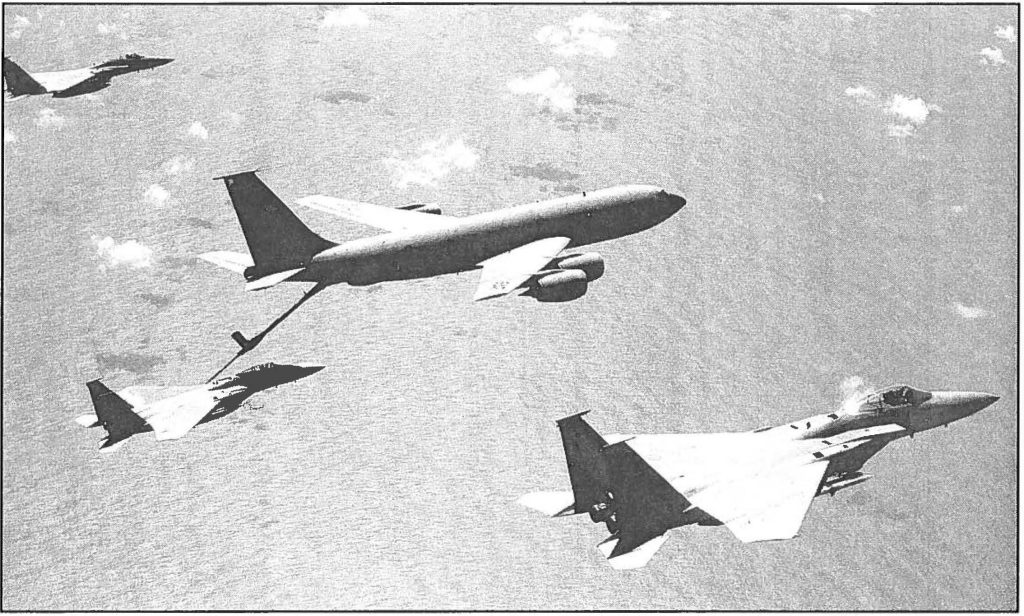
[555,252,605,282]
[524,269,589,302]
[396,202,442,215]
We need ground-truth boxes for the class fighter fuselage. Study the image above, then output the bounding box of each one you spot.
[78,362,323,436]
[624,388,998,531]
[305,185,685,285]
[90,54,173,76]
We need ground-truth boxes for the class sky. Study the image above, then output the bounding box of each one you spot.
[1,4,1018,610]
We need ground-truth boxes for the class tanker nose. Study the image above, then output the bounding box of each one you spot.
[654,189,686,219]
[659,189,686,211]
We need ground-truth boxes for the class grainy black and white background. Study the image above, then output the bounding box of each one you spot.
[2,4,1017,610]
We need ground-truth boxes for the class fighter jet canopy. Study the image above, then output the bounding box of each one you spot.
[237,362,275,375]
[855,385,932,414]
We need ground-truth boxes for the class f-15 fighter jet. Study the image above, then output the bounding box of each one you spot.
[75,362,323,449]
[3,53,172,99]
[521,385,999,569]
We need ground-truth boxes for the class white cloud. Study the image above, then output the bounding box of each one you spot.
[886,94,939,125]
[844,85,878,109]
[508,68,576,115]
[979,47,1007,66]
[886,123,916,138]
[162,156,194,176]
[384,136,479,189]
[96,22,126,38]
[225,111,243,125]
[536,12,628,58]
[846,88,942,138]
[80,93,104,104]
[838,5,875,14]
[9,14,31,39]
[34,108,66,129]
[4,129,16,143]
[953,302,988,320]
[144,184,172,207]
[321,7,370,28]
[188,121,209,140]
[844,85,876,100]
[648,8,673,22]
[92,236,154,270]
[883,94,941,137]
[994,26,1016,43]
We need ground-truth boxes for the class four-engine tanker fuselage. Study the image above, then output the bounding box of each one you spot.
[200,172,685,351]
[304,185,685,286]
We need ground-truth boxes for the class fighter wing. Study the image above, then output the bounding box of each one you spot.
[686,460,829,543]
[473,236,571,301]
[31,68,96,92]
[140,388,221,441]
[118,385,201,407]
[52,74,113,97]
[296,195,457,233]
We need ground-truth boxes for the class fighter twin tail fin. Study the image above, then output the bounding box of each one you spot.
[3,57,47,96]
[85,380,148,449]
[547,412,684,568]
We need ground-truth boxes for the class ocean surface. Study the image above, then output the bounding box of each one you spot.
[2,5,1017,610]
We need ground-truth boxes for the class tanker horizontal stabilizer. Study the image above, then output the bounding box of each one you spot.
[199,251,255,274]
[245,268,305,292]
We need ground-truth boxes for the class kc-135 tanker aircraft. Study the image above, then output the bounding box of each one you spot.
[76,362,324,449]
[3,54,173,99]
[521,385,999,569]
[201,171,686,354]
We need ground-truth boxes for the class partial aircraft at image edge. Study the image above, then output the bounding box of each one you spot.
[3,53,173,99]
[520,385,999,569]
[200,171,686,356]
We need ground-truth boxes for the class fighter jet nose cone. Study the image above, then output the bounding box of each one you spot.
[978,393,1000,409]
[954,391,1000,417]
